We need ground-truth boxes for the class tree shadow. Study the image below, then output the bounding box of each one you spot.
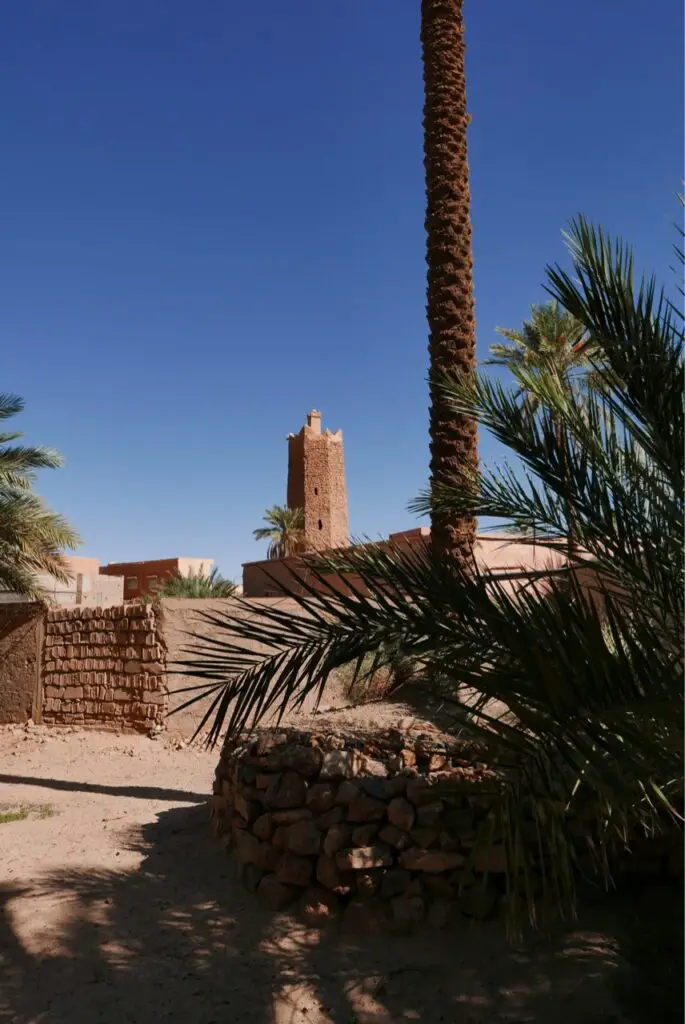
[0,800,643,1024]
[0,772,207,803]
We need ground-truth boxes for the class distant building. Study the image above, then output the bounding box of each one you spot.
[242,529,568,598]
[0,555,124,607]
[287,410,349,552]
[100,557,214,599]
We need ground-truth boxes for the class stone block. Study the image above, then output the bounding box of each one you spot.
[381,868,412,898]
[335,780,360,805]
[320,749,362,779]
[256,744,322,778]
[351,823,379,846]
[315,854,352,895]
[335,845,393,871]
[347,795,386,823]
[257,875,298,911]
[355,870,381,897]
[387,797,415,832]
[399,849,466,873]
[417,800,444,828]
[323,823,352,857]
[410,827,440,848]
[306,783,337,815]
[271,808,312,826]
[316,806,345,828]
[276,852,313,887]
[285,820,323,857]
[360,757,388,778]
[264,772,307,809]
[377,824,411,850]
[252,813,273,841]
[234,789,263,824]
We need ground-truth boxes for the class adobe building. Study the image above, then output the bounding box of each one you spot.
[287,409,350,551]
[0,555,124,607]
[100,557,214,599]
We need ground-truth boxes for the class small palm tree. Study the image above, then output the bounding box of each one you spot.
[487,300,590,388]
[488,301,599,555]
[253,506,305,559]
[0,393,80,597]
[155,566,236,599]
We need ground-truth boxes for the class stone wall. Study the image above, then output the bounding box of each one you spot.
[0,603,43,724]
[42,603,167,732]
[213,725,683,933]
[213,725,513,932]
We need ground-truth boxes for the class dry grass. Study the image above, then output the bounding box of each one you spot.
[0,802,54,824]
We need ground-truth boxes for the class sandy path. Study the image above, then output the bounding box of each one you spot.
[0,725,632,1024]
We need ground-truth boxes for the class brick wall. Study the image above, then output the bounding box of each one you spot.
[42,603,167,732]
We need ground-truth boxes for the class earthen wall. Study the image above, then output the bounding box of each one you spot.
[42,603,167,732]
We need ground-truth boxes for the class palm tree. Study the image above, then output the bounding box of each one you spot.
[0,393,80,597]
[421,0,478,563]
[154,566,236,598]
[487,300,596,556]
[178,217,683,932]
[488,300,590,386]
[252,506,305,560]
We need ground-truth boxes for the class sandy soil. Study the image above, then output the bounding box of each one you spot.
[0,724,635,1024]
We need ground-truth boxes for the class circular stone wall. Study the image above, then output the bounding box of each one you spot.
[211,722,526,932]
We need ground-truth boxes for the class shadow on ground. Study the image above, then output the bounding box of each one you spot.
[4,797,674,1023]
[0,773,206,803]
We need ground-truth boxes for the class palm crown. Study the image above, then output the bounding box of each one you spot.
[252,505,305,560]
[0,394,80,597]
[155,566,236,599]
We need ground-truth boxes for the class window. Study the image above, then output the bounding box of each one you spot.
[318,519,323,530]
[147,575,158,591]
[126,577,138,590]
[314,487,318,495]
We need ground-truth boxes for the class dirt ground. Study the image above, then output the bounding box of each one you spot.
[0,724,643,1024]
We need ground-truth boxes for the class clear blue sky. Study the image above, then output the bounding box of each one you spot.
[2,1,682,581]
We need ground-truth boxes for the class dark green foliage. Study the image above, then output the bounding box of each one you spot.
[0,393,80,597]
[176,218,683,930]
[155,567,236,599]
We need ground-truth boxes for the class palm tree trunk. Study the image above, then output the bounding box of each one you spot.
[421,0,478,564]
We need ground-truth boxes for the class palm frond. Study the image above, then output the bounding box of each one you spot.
[177,213,683,932]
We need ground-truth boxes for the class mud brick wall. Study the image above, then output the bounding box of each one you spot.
[213,725,683,934]
[0,603,43,724]
[42,603,167,732]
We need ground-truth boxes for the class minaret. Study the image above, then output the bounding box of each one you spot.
[287,410,349,551]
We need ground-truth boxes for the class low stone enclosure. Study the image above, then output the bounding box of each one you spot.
[213,723,683,934]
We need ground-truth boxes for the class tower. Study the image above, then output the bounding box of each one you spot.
[287,410,349,551]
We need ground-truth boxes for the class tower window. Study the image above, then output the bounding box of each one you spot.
[314,487,318,495]
[318,520,323,530]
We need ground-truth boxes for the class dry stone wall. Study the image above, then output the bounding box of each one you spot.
[213,725,517,932]
[42,603,166,732]
[214,725,683,933]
